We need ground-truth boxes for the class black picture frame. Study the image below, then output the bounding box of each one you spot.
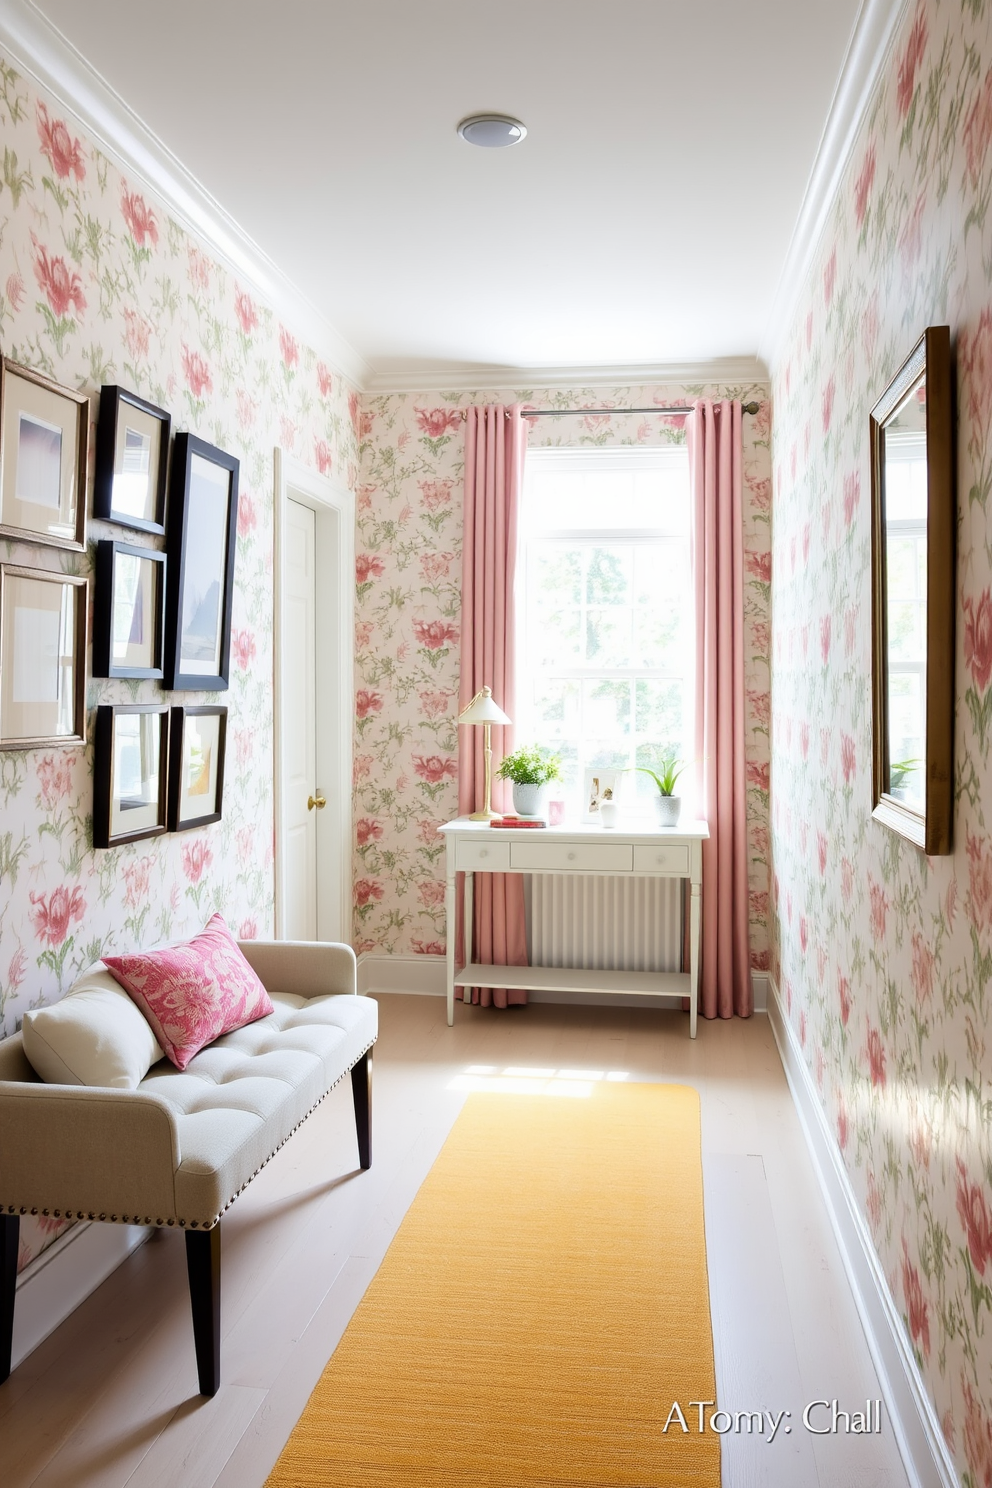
[93,384,170,534]
[93,704,170,849]
[93,540,166,680]
[168,705,227,831]
[165,433,239,691]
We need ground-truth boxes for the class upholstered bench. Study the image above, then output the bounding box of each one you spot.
[0,937,377,1396]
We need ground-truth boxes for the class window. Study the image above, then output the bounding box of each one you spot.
[516,447,694,817]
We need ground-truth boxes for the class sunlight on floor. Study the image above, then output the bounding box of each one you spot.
[449,1066,630,1098]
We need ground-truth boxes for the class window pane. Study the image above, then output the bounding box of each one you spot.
[586,607,632,666]
[585,547,631,605]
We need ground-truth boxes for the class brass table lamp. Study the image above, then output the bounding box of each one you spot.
[457,686,511,820]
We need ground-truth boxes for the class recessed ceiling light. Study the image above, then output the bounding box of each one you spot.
[457,114,527,149]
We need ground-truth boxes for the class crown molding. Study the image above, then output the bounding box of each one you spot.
[364,356,770,395]
[0,0,372,390]
[760,0,909,373]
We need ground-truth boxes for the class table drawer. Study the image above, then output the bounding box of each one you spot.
[456,840,511,872]
[632,844,690,876]
[509,841,633,873]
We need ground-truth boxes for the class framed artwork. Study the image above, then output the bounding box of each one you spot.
[93,540,166,679]
[93,704,169,848]
[93,384,170,534]
[0,358,89,551]
[583,766,620,823]
[168,705,227,831]
[0,565,87,748]
[165,433,239,690]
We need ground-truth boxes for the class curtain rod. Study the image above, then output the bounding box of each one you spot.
[523,401,761,417]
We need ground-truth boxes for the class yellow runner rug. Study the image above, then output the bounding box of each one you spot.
[266,1081,719,1487]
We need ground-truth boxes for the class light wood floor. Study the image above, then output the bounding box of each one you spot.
[1,995,910,1488]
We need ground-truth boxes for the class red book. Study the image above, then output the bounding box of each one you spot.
[490,816,547,829]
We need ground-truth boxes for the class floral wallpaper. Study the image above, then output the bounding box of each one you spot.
[352,385,772,969]
[0,54,358,1271]
[771,0,992,1480]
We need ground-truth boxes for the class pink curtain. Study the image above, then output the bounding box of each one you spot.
[456,404,528,1006]
[687,400,752,1018]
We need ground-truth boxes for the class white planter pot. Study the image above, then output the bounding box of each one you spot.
[512,782,547,817]
[654,794,681,827]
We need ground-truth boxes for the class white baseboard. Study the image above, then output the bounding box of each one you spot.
[767,976,957,1488]
[13,1219,149,1370]
[358,953,768,1013]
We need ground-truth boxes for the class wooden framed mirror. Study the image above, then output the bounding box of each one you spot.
[870,325,954,854]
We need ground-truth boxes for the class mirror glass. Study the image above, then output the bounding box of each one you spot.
[882,375,927,811]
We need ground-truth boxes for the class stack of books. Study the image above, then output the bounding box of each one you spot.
[489,815,547,829]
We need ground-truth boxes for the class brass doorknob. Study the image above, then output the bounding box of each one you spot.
[307,792,327,812]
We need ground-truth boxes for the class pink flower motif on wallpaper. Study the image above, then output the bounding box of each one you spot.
[963,309,992,438]
[901,1242,931,1358]
[355,621,374,650]
[36,753,74,808]
[420,551,454,583]
[232,629,257,671]
[841,858,854,904]
[823,249,837,308]
[896,3,928,120]
[36,102,85,181]
[911,931,935,1005]
[961,1377,992,1488]
[854,141,876,227]
[799,721,810,760]
[182,840,213,885]
[356,554,385,584]
[29,885,85,948]
[866,1169,884,1232]
[348,391,360,434]
[279,326,299,368]
[747,689,770,727]
[32,241,85,319]
[236,389,258,429]
[411,938,445,956]
[234,283,259,336]
[820,615,832,664]
[965,68,992,188]
[413,620,459,651]
[799,914,808,952]
[840,733,856,784]
[187,244,211,290]
[417,880,445,909]
[181,344,212,398]
[898,192,927,276]
[817,832,828,875]
[355,879,384,907]
[353,755,373,785]
[844,607,858,656]
[838,972,852,1027]
[239,919,258,940]
[746,760,770,792]
[413,755,457,785]
[418,479,454,512]
[356,818,383,847]
[964,589,992,693]
[746,551,771,584]
[122,856,154,911]
[314,439,332,475]
[356,690,383,719]
[843,471,860,528]
[279,416,297,452]
[837,1100,849,1152]
[317,362,333,398]
[237,491,258,539]
[956,1160,992,1276]
[6,271,25,312]
[418,690,450,719]
[120,185,158,247]
[123,307,152,362]
[415,408,462,438]
[821,375,835,434]
[865,1023,887,1088]
[967,829,992,935]
[7,948,27,998]
[869,879,889,941]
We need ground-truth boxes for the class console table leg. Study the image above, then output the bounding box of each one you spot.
[445,868,456,1026]
[464,871,474,964]
[689,879,701,1038]
[0,1213,18,1385]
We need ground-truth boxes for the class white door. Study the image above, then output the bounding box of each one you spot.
[282,499,318,939]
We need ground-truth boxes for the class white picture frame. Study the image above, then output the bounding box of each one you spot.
[582,766,620,823]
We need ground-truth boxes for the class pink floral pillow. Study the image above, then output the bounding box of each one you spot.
[102,913,273,1071]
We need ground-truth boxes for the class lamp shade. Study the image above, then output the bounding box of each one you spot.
[457,685,511,727]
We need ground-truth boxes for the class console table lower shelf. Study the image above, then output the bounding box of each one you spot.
[454,964,693,1000]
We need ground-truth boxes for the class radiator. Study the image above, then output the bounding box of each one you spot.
[526,874,683,973]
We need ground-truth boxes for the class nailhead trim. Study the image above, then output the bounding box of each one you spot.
[0,1040,376,1230]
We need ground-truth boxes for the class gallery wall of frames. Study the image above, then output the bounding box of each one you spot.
[0,360,233,845]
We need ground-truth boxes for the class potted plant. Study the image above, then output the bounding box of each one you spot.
[631,752,684,826]
[889,758,920,801]
[496,745,563,817]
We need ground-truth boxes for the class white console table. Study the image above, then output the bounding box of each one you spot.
[438,817,709,1036]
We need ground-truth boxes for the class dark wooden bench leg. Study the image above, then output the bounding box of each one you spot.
[0,1214,18,1385]
[185,1224,221,1397]
[351,1048,372,1170]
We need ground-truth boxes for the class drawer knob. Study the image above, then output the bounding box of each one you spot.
[567,851,577,861]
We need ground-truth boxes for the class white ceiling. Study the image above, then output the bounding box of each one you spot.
[30,0,864,383]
